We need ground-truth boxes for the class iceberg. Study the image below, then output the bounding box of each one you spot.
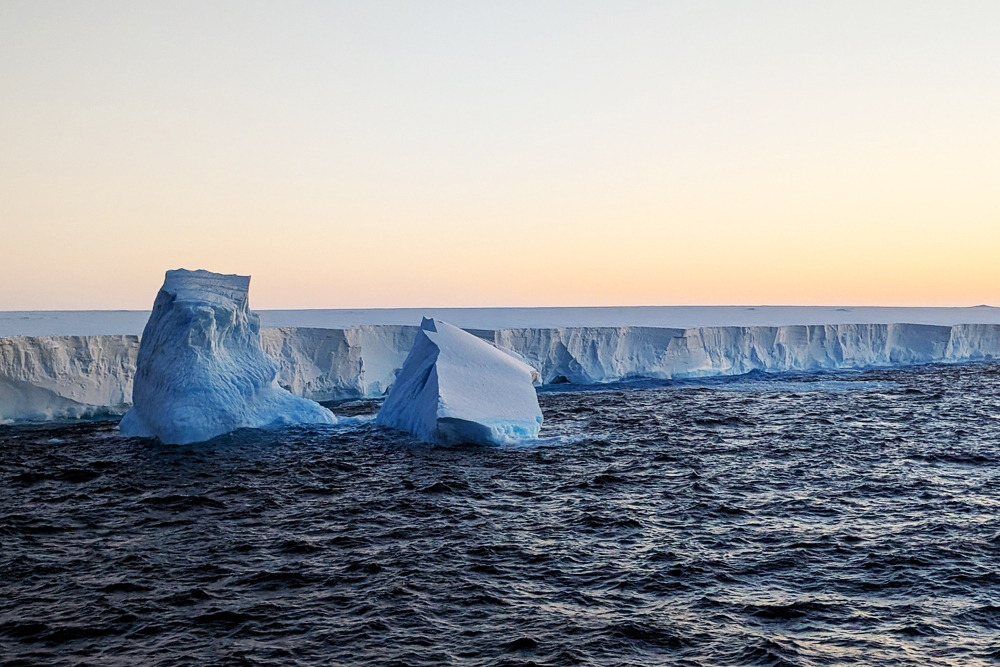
[118,269,335,444]
[376,318,543,445]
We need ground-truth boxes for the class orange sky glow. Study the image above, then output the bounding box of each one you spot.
[1,2,998,310]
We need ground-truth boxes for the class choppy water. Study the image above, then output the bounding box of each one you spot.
[3,364,1000,666]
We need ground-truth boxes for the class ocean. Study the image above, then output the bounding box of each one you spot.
[3,363,1000,666]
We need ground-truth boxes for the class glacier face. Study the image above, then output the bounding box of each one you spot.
[3,321,1000,424]
[0,334,138,422]
[260,325,418,401]
[480,323,987,382]
[118,270,336,444]
[375,319,543,445]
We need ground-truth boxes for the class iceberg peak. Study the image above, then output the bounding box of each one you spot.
[161,269,251,308]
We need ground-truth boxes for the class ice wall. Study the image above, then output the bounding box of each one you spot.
[479,323,981,382]
[3,322,1000,423]
[260,326,418,401]
[488,327,685,383]
[0,334,138,422]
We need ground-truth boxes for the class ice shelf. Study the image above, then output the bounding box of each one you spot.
[4,321,1000,424]
[375,319,543,445]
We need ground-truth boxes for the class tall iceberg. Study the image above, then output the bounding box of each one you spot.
[376,318,543,445]
[119,269,336,444]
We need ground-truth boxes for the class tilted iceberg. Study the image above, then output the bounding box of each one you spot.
[376,318,543,445]
[118,269,335,444]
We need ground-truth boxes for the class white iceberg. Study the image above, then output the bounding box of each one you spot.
[376,318,542,445]
[119,269,335,444]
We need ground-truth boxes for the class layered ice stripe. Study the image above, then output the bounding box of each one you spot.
[4,322,1000,423]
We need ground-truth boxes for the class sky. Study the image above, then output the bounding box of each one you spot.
[1,1,998,310]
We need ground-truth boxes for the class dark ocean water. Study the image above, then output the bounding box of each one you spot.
[3,364,1000,667]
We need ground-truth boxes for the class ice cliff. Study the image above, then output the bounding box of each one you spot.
[376,319,543,445]
[4,321,1000,424]
[0,334,137,422]
[118,270,336,444]
[488,323,961,383]
[259,325,417,401]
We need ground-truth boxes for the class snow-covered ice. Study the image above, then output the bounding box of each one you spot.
[118,269,335,444]
[376,318,543,445]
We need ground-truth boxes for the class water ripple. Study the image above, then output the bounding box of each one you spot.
[2,364,1000,665]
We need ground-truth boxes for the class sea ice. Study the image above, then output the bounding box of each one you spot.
[118,269,335,444]
[376,318,543,445]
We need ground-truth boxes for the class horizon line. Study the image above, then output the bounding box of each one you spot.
[1,304,996,314]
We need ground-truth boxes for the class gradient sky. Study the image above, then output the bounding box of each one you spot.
[1,1,998,310]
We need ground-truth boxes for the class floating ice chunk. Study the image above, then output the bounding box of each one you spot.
[119,269,335,444]
[376,318,542,445]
